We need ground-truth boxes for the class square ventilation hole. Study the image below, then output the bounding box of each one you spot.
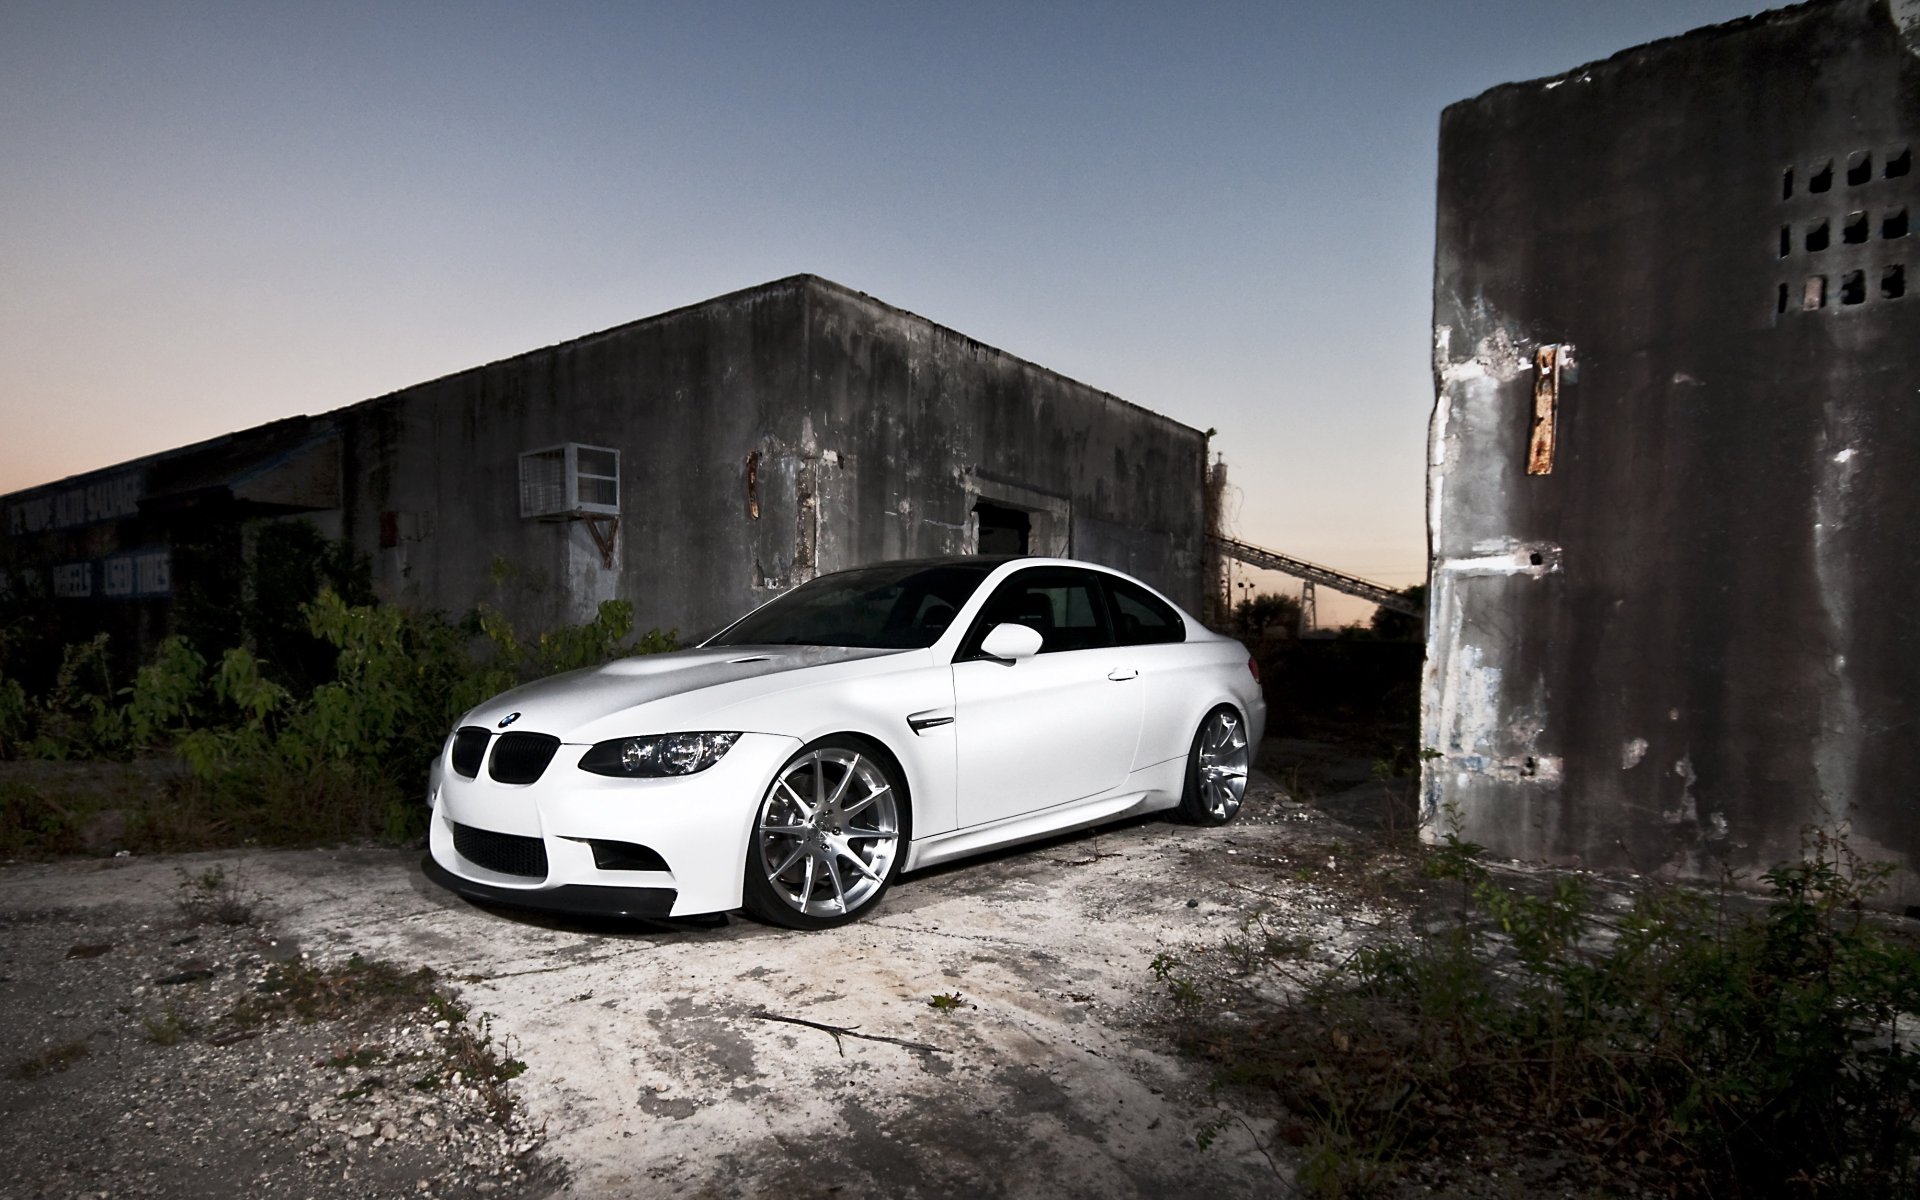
[1886,207,1910,240]
[1782,166,1794,200]
[1887,147,1911,179]
[1839,270,1866,305]
[1805,219,1830,252]
[1885,265,1907,300]
[1847,151,1873,187]
[1776,282,1789,315]
[1844,212,1869,244]
[1809,159,1834,193]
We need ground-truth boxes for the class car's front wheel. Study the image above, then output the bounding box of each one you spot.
[742,738,908,929]
[1179,706,1249,826]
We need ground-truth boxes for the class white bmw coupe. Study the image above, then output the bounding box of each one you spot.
[424,557,1265,929]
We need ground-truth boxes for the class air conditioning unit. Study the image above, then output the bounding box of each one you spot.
[519,443,620,519]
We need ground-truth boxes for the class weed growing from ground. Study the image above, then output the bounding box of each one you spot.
[173,865,260,926]
[1160,827,1920,1198]
[143,1005,197,1046]
[10,1039,90,1080]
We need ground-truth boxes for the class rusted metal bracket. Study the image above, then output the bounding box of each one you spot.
[583,514,619,569]
[1527,344,1568,475]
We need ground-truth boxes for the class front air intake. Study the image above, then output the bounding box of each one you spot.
[452,822,548,878]
[488,732,561,784]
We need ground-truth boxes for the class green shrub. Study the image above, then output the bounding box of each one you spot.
[1169,829,1920,1198]
[0,590,676,852]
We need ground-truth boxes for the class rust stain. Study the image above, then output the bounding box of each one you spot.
[1527,344,1562,475]
[745,450,760,520]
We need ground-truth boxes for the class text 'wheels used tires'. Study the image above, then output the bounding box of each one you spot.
[744,739,907,929]
[1180,706,1249,826]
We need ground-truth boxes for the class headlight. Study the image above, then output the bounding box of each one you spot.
[578,732,742,778]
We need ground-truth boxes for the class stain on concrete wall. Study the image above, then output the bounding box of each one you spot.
[1425,0,1920,904]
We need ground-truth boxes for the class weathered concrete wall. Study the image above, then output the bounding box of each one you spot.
[4,276,1206,659]
[349,276,1205,638]
[1425,0,1920,903]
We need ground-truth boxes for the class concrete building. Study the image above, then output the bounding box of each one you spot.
[2,275,1208,655]
[1425,0,1919,903]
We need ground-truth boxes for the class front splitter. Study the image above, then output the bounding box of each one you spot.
[422,855,679,920]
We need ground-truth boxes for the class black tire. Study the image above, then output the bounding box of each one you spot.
[1178,705,1250,826]
[741,736,910,930]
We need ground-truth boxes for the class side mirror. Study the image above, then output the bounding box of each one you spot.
[979,622,1045,662]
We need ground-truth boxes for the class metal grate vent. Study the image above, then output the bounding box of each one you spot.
[449,727,490,778]
[452,822,548,878]
[488,732,562,784]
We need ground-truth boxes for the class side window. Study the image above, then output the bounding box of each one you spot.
[964,568,1114,656]
[1105,577,1186,645]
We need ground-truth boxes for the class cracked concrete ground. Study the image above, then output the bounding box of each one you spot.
[1,770,1381,1197]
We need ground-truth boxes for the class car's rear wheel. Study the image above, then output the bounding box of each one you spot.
[1179,706,1249,825]
[742,738,907,929]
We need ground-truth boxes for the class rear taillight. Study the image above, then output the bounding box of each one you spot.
[1247,655,1261,683]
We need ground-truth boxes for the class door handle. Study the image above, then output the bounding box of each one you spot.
[1107,668,1139,682]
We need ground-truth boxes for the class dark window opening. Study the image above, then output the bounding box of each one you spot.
[1847,151,1872,186]
[1839,270,1866,305]
[1885,208,1909,240]
[1780,225,1792,257]
[1844,212,1869,244]
[1810,160,1834,192]
[1804,276,1827,310]
[1885,265,1907,301]
[973,501,1030,556]
[1776,282,1789,315]
[1805,220,1830,252]
[1782,167,1794,200]
[1888,147,1911,179]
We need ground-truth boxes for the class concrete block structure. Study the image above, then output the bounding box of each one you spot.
[2,275,1207,652]
[1425,0,1919,902]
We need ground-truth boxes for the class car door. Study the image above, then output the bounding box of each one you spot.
[950,566,1146,827]
[1101,573,1197,770]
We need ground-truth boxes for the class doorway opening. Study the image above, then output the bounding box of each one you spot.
[973,501,1031,555]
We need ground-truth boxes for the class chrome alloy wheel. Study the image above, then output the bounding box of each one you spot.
[754,747,901,919]
[1194,709,1249,821]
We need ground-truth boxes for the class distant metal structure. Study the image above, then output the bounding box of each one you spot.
[1297,579,1317,637]
[1210,534,1421,618]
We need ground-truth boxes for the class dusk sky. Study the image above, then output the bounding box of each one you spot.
[1,0,1769,625]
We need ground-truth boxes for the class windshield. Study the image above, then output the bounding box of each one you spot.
[706,562,995,649]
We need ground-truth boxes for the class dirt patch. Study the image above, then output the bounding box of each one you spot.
[0,871,553,1199]
[0,765,1392,1197]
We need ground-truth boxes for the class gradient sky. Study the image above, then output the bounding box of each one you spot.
[0,0,1770,625]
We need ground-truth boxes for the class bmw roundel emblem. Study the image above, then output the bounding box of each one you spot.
[498,712,521,728]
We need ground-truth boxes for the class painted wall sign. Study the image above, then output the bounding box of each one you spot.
[42,549,171,600]
[6,471,144,536]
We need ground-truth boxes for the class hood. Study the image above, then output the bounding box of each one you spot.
[459,644,904,739]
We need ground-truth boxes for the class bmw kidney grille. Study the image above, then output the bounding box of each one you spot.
[488,732,562,784]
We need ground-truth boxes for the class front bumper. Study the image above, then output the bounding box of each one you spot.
[425,729,801,918]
